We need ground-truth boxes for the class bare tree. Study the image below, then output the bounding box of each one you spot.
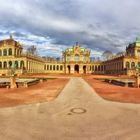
[56,57,60,62]
[26,45,37,55]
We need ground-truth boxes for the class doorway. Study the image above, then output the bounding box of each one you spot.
[74,65,79,73]
[67,65,71,74]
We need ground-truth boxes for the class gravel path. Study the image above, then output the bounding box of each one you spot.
[0,77,140,140]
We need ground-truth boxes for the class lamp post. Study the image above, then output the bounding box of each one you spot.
[134,65,140,88]
[10,63,17,88]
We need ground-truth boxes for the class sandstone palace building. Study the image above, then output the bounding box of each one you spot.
[0,35,140,76]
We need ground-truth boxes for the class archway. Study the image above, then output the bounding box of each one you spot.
[4,61,7,69]
[126,62,130,69]
[75,64,79,73]
[9,61,12,68]
[67,65,71,74]
[20,61,24,69]
[15,61,18,69]
[131,62,135,69]
[83,65,86,74]
[9,48,12,56]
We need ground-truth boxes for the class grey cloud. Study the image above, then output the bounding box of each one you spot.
[0,0,140,57]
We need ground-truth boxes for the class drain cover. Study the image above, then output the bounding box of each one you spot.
[70,108,87,114]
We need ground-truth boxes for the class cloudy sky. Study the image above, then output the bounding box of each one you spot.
[0,0,140,57]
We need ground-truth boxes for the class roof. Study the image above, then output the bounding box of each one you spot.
[64,43,90,55]
[0,35,22,48]
[135,40,140,47]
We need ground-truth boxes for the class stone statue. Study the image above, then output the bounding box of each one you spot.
[10,63,17,88]
[10,63,15,77]
[134,64,140,88]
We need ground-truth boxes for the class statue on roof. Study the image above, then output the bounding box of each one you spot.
[9,34,13,40]
[10,63,15,77]
[76,42,79,46]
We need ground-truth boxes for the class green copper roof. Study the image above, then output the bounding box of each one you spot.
[69,48,73,51]
[65,45,89,52]
[136,40,140,42]
[80,48,88,51]
[135,41,140,47]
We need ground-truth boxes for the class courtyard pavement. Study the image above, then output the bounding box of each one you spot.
[0,77,140,140]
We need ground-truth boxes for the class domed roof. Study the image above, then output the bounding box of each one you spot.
[0,35,22,48]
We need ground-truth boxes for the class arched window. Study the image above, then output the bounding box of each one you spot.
[92,66,94,71]
[0,49,2,56]
[66,55,70,61]
[57,65,59,70]
[138,62,140,67]
[4,61,7,69]
[47,65,49,70]
[95,66,97,71]
[53,65,55,70]
[0,62,2,69]
[15,61,18,69]
[83,56,86,61]
[44,65,46,70]
[19,50,21,55]
[17,49,20,56]
[9,48,12,56]
[98,66,101,71]
[3,49,7,56]
[9,61,12,68]
[20,61,24,68]
[50,65,52,70]
[101,66,103,71]
[74,54,79,61]
[131,62,135,69]
[126,62,130,69]
[60,65,63,71]
[90,66,91,71]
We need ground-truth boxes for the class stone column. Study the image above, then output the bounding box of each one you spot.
[2,49,3,56]
[13,48,15,56]
[71,65,74,74]
[79,64,83,74]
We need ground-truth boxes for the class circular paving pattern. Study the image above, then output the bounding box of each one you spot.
[70,108,87,114]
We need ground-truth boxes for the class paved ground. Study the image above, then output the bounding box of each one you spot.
[0,78,140,140]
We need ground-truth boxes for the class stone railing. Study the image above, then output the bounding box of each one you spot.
[21,54,45,62]
[0,69,23,76]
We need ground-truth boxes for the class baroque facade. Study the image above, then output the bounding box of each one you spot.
[0,35,139,76]
[44,42,104,74]
[0,35,45,76]
[62,42,91,74]
[104,40,140,76]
